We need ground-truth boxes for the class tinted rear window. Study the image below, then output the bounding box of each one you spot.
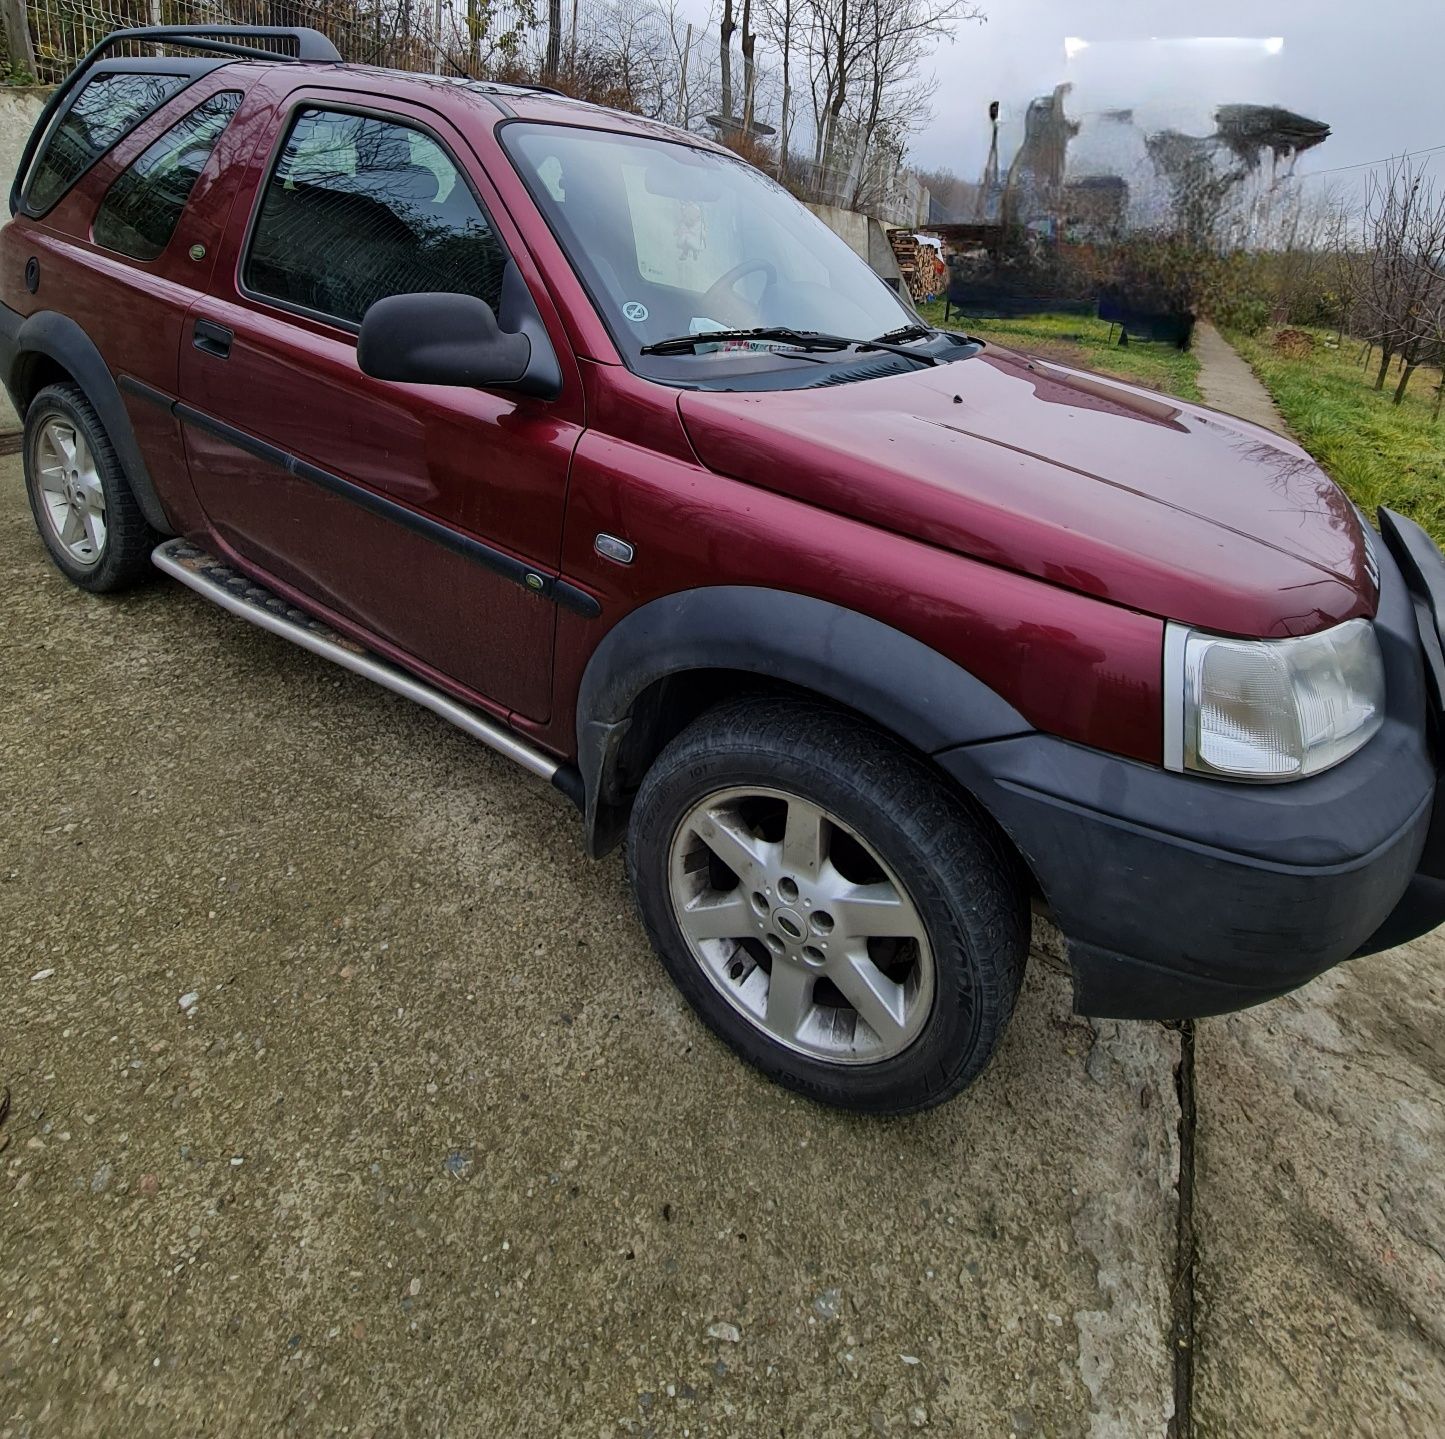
[25,72,189,213]
[93,91,241,261]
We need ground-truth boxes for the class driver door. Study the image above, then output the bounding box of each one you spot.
[178,89,582,723]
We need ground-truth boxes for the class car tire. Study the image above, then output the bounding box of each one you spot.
[23,382,159,593]
[626,697,1028,1114]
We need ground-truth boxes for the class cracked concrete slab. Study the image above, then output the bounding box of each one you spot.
[1191,316,1445,1432]
[0,457,1181,1437]
[1193,941,1445,1437]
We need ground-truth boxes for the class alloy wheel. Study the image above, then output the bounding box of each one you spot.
[667,785,936,1064]
[34,416,106,567]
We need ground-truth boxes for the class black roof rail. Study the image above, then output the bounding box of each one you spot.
[372,67,568,100]
[78,24,341,64]
[458,78,569,99]
[10,26,341,217]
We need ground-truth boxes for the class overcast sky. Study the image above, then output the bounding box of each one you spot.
[668,0,1443,193]
[907,0,1442,191]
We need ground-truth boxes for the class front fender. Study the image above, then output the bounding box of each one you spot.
[575,585,1031,854]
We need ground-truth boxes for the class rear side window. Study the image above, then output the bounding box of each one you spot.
[25,72,189,213]
[93,91,241,261]
[243,108,508,326]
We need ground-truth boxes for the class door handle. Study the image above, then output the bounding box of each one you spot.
[193,320,232,359]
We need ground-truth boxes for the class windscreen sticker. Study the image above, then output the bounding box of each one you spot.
[622,301,648,323]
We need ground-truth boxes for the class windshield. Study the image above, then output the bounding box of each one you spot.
[502,123,917,382]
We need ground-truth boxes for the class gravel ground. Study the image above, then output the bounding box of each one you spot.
[4,438,1443,1438]
[0,455,1182,1437]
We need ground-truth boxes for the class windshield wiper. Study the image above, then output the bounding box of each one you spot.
[640,327,849,356]
[872,322,938,344]
[875,321,982,351]
[640,326,939,365]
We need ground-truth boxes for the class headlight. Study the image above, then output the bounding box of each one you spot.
[1164,618,1385,781]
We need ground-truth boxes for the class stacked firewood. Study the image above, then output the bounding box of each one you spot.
[887,230,946,305]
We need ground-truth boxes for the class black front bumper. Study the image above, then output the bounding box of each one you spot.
[938,508,1445,1020]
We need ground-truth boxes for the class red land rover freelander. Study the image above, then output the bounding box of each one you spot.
[6,25,1444,1113]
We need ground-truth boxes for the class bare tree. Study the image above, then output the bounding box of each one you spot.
[843,0,974,208]
[1356,158,1445,402]
[2,0,35,78]
[556,0,673,114]
[1316,190,1360,344]
[720,0,736,120]
[545,0,563,79]
[1419,225,1445,421]
[914,164,980,222]
[759,0,797,169]
[740,0,758,131]
[1425,288,1445,421]
[800,0,977,197]
[1270,186,1348,325]
[804,0,862,170]
[663,0,716,130]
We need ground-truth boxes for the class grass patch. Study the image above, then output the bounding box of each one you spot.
[916,300,1203,402]
[1230,328,1445,545]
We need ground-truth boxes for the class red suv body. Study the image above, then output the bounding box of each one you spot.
[4,27,1443,1112]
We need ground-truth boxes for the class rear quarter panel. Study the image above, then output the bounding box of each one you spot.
[0,68,272,532]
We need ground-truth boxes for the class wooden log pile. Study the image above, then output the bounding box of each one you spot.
[888,229,947,305]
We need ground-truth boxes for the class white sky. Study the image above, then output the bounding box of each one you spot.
[913,0,1443,191]
[673,0,1444,194]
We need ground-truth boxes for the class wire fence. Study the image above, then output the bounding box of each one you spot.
[4,0,542,85]
[0,0,934,227]
[788,153,930,229]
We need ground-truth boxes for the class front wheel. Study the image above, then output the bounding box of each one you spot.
[626,698,1028,1114]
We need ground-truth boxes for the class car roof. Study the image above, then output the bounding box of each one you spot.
[232,58,730,156]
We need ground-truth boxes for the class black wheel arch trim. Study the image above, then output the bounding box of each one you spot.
[933,527,1443,1019]
[574,585,1032,855]
[0,304,174,534]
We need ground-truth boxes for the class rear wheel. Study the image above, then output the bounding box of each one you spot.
[23,383,158,593]
[627,698,1028,1114]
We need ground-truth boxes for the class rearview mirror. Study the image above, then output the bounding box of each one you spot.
[357,292,531,389]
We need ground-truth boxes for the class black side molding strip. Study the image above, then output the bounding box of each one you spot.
[119,377,599,618]
[119,373,174,410]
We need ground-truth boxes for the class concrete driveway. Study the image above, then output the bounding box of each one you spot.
[1,452,1441,1437]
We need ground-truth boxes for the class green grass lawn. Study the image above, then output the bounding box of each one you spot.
[1230,329,1445,545]
[915,300,1203,403]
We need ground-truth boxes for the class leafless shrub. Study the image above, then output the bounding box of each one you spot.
[1354,157,1445,403]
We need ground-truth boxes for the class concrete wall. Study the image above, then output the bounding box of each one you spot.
[804,201,871,261]
[0,87,49,203]
[0,89,45,432]
[805,200,906,289]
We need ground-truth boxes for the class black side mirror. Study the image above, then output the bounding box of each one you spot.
[357,292,531,389]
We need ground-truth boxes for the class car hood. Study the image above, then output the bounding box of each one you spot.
[676,348,1375,637]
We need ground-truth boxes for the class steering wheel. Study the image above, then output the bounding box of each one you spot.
[701,259,779,324]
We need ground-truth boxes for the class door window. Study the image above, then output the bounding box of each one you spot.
[93,91,241,261]
[243,107,508,326]
[25,71,190,213]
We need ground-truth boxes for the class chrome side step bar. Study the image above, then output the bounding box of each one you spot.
[151,539,564,784]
